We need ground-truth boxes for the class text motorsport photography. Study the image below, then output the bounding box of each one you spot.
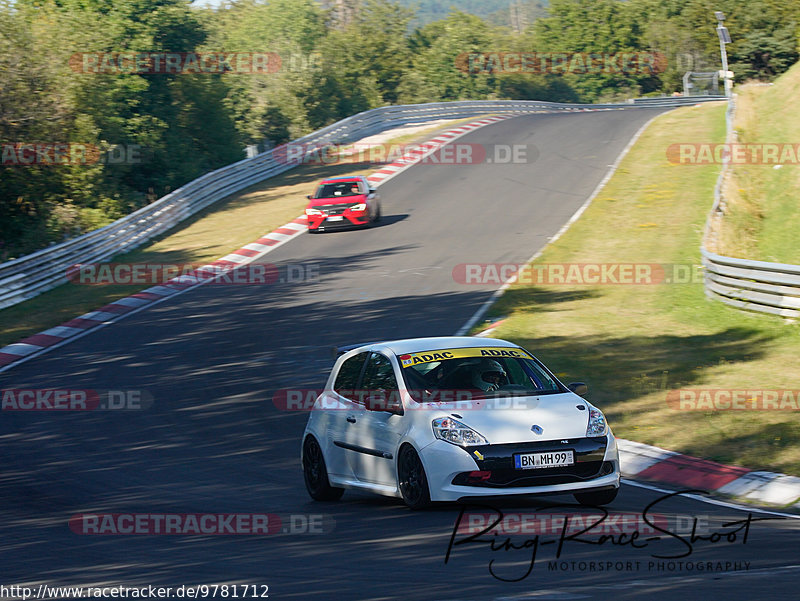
[444,491,783,582]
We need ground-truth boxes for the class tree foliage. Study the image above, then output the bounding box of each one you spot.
[1,0,797,258]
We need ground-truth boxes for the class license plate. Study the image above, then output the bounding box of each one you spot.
[514,450,574,469]
[326,215,344,221]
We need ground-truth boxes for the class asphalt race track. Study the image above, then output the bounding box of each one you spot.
[2,109,799,600]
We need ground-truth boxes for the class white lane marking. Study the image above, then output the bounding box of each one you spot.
[107,296,151,308]
[171,275,201,285]
[623,479,800,519]
[218,253,250,264]
[718,472,800,506]
[0,343,42,357]
[78,311,120,322]
[40,326,86,338]
[455,110,667,336]
[617,438,679,475]
[242,243,271,252]
[263,232,292,242]
[141,285,179,296]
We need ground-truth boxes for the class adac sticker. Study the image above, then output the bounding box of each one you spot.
[398,354,415,367]
[400,347,533,367]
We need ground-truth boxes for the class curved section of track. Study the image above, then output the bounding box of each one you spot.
[2,108,797,601]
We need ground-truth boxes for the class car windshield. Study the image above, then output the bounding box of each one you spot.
[315,182,362,198]
[398,347,565,402]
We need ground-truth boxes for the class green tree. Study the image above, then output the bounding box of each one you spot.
[203,0,327,143]
[348,0,415,104]
[397,11,498,102]
[1,0,243,257]
[531,0,658,101]
[730,27,798,80]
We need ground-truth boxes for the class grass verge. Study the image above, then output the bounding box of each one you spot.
[479,101,800,476]
[718,63,800,262]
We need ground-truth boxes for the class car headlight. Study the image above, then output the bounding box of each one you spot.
[349,203,367,211]
[586,408,608,436]
[305,208,324,215]
[432,417,487,446]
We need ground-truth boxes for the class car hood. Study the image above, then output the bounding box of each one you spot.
[422,393,591,444]
[310,194,366,207]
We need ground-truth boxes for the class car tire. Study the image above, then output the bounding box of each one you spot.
[303,436,344,501]
[374,203,382,222]
[397,444,431,509]
[573,487,618,506]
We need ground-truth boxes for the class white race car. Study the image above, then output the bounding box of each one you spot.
[301,336,620,509]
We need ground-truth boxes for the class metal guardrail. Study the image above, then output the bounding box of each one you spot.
[700,96,800,319]
[0,97,726,310]
[701,249,800,317]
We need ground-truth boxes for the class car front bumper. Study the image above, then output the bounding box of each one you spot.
[421,434,620,502]
[307,211,369,230]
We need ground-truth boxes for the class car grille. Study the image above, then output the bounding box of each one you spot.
[452,461,615,488]
[318,203,353,216]
[451,437,613,488]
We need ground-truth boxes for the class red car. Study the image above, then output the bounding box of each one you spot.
[305,176,382,232]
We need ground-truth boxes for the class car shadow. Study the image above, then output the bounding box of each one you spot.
[313,213,409,232]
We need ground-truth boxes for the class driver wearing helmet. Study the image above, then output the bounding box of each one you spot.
[471,358,508,392]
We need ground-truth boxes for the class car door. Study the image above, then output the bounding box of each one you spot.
[345,352,404,485]
[324,352,369,480]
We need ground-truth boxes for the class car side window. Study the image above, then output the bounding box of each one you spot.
[362,353,399,392]
[334,352,368,396]
[504,358,529,386]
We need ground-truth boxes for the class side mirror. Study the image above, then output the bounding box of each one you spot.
[567,382,588,397]
[365,390,403,415]
[306,194,312,199]
[369,188,376,194]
